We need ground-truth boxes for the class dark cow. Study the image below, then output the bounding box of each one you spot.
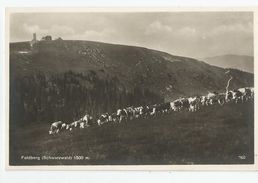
[232,89,243,103]
[154,102,171,115]
[226,91,233,102]
[181,98,190,111]
[170,99,182,111]
[139,106,153,118]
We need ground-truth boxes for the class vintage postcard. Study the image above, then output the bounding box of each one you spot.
[5,7,258,170]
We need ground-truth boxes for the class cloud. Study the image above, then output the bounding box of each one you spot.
[210,22,252,35]
[145,21,172,35]
[13,12,253,58]
[22,23,47,34]
[71,28,116,42]
[178,27,197,36]
[49,25,75,37]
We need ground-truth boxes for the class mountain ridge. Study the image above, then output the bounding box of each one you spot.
[10,40,254,101]
[201,54,254,73]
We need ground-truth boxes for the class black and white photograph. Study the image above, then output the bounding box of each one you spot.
[6,8,256,169]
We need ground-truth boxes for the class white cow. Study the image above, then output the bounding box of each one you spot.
[206,92,218,105]
[217,93,226,105]
[238,87,253,102]
[49,121,64,135]
[188,97,201,112]
[117,109,128,123]
[200,96,208,106]
[80,114,92,127]
[97,113,109,126]
[134,107,142,118]
[150,107,156,116]
[126,107,136,120]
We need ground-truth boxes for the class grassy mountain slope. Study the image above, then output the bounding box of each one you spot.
[10,40,254,102]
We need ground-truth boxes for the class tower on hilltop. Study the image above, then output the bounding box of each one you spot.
[30,33,38,48]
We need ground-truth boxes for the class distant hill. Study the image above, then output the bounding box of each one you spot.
[9,40,254,123]
[201,54,254,73]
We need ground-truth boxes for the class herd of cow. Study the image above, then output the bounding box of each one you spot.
[49,87,254,135]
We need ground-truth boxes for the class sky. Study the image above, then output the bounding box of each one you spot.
[9,12,253,58]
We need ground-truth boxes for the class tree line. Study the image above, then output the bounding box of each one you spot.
[10,70,164,125]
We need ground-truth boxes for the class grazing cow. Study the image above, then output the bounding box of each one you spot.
[156,102,171,114]
[134,107,142,118]
[117,109,128,122]
[77,118,90,129]
[217,93,226,105]
[249,87,254,98]
[126,107,136,120]
[108,115,112,122]
[106,113,118,123]
[68,120,80,131]
[65,124,71,130]
[80,114,92,127]
[243,87,254,99]
[238,87,252,102]
[226,91,233,102]
[238,88,245,94]
[111,112,119,122]
[206,92,219,105]
[188,96,201,112]
[188,97,195,112]
[49,121,63,135]
[232,89,243,103]
[146,105,157,117]
[200,96,209,106]
[149,105,157,117]
[139,106,152,118]
[181,98,190,111]
[170,99,182,112]
[97,113,109,126]
[61,123,67,129]
[245,88,252,100]
[79,121,85,129]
